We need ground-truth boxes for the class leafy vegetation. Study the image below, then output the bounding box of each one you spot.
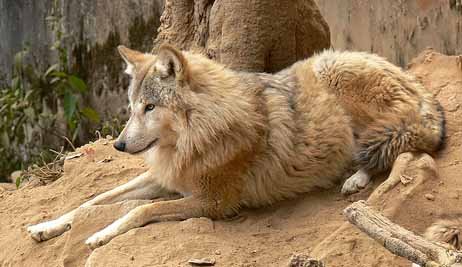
[0,0,128,184]
[0,0,99,182]
[0,47,99,182]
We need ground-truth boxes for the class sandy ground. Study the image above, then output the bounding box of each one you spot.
[0,50,460,267]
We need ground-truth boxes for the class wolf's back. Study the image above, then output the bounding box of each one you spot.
[310,50,446,174]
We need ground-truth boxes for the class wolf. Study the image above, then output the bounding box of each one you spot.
[411,218,461,267]
[27,45,445,248]
[423,218,461,250]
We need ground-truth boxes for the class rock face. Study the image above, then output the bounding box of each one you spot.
[0,0,164,120]
[153,0,330,73]
[315,0,462,66]
[0,51,460,267]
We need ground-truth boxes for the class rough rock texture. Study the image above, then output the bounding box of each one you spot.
[315,0,462,66]
[0,51,460,266]
[153,0,330,72]
[0,0,164,120]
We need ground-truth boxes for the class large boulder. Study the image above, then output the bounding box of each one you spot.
[153,0,331,73]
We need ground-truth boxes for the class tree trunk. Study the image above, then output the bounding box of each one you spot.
[152,0,331,72]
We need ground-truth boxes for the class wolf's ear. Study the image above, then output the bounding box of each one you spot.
[117,45,146,76]
[155,45,188,81]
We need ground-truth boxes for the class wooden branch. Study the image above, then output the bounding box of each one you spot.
[344,201,462,267]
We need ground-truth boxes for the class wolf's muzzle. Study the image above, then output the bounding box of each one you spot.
[113,141,126,152]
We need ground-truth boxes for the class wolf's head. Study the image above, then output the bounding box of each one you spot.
[114,45,192,155]
[114,45,263,172]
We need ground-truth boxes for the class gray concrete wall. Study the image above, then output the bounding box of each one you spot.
[0,1,54,79]
[0,0,164,119]
[315,0,462,66]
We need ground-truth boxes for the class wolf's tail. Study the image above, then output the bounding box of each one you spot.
[356,100,446,174]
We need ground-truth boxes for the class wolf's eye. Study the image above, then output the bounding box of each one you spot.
[145,104,155,113]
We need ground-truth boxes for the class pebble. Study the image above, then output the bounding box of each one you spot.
[448,192,459,199]
[288,254,324,267]
[188,258,216,266]
[424,193,435,201]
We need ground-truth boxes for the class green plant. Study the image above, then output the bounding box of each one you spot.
[100,117,125,138]
[0,0,102,182]
[0,47,99,182]
[45,0,100,139]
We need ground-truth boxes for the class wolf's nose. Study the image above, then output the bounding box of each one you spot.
[113,141,126,152]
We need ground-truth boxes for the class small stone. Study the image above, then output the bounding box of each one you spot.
[188,258,216,266]
[288,254,324,267]
[106,135,113,140]
[65,152,83,160]
[214,250,221,255]
[399,174,413,185]
[425,193,435,201]
[448,192,459,199]
[97,156,113,163]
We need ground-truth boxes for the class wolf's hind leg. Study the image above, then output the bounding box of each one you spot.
[27,171,171,242]
[341,118,413,195]
[341,169,371,195]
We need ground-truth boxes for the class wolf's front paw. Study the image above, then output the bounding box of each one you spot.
[27,220,71,242]
[85,233,106,249]
[341,169,370,195]
[85,227,116,249]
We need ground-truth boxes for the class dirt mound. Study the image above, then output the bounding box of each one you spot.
[0,50,460,266]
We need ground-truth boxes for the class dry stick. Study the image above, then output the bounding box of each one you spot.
[61,135,76,151]
[95,130,102,140]
[344,201,462,267]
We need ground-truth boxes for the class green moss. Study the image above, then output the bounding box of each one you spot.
[69,10,161,140]
[71,11,161,96]
[128,13,160,52]
[72,31,122,92]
